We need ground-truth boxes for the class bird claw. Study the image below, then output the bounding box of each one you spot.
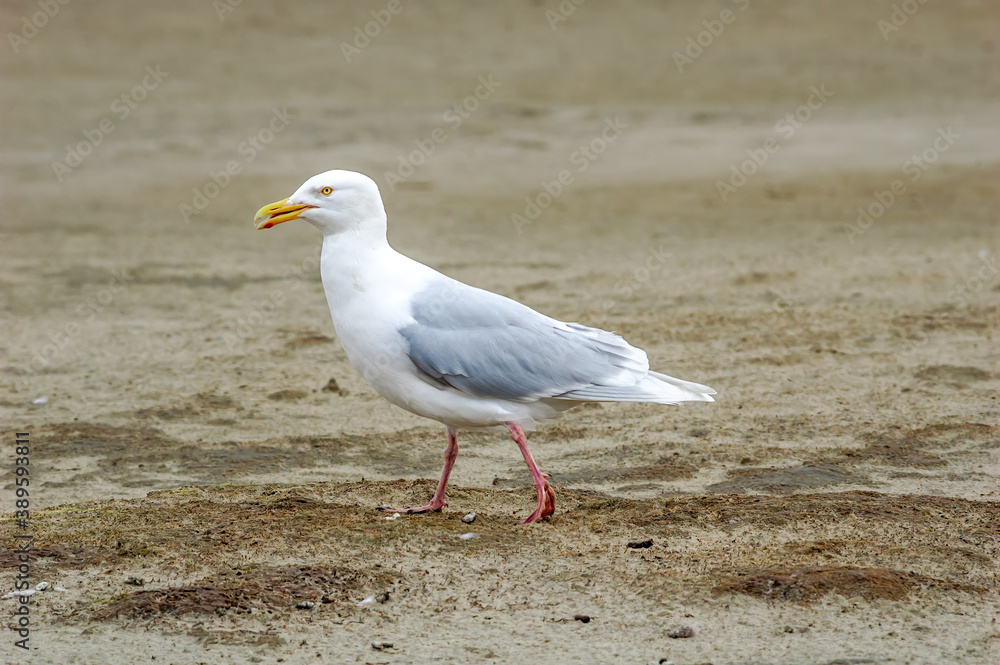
[519,480,556,524]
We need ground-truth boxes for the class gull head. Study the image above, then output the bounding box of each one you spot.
[254,170,386,236]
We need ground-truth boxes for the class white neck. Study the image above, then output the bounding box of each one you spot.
[320,226,389,301]
[319,225,437,319]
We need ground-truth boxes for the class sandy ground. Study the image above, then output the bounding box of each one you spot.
[2,1,999,664]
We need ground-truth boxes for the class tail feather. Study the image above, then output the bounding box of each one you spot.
[557,371,715,405]
[648,371,716,397]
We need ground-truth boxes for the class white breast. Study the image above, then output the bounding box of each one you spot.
[318,237,563,429]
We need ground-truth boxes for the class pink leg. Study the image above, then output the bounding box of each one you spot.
[378,427,458,514]
[505,422,556,524]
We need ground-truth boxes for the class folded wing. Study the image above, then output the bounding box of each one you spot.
[400,279,714,405]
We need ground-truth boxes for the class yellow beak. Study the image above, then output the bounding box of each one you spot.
[254,198,316,230]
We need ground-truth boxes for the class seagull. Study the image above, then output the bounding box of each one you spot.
[254,170,715,524]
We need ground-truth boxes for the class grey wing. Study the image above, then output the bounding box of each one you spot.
[399,279,649,402]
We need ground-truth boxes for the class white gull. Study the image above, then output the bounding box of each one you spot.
[254,170,715,523]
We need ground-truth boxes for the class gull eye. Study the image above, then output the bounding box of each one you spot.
[320,186,333,196]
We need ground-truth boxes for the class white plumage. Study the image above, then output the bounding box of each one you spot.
[254,170,715,523]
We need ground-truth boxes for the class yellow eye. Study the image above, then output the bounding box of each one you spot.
[320,186,333,196]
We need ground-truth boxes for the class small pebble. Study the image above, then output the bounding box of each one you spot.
[34,582,49,591]
[357,595,376,606]
[627,539,654,549]
[667,623,699,639]
[573,614,591,623]
[321,378,347,395]
[384,513,401,521]
[371,641,393,651]
[376,591,391,603]
[296,600,315,610]
[459,532,479,540]
[32,396,48,405]
[124,577,144,586]
[462,512,477,524]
